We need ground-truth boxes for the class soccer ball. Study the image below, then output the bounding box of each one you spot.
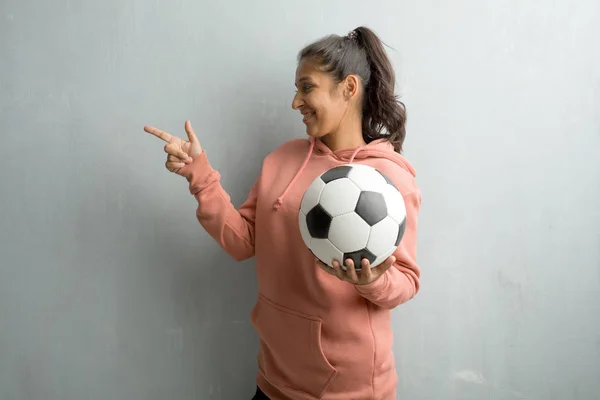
[298,164,406,270]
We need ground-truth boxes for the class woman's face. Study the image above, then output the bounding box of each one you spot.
[292,59,349,138]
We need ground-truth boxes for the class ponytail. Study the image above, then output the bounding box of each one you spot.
[353,27,406,153]
[298,26,407,153]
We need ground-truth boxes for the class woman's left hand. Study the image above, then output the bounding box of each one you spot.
[318,256,396,285]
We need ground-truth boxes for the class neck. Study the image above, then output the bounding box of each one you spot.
[320,117,365,152]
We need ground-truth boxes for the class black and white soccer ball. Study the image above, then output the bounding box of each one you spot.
[298,164,407,270]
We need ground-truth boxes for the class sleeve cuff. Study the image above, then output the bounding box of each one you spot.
[178,151,215,193]
[354,271,389,295]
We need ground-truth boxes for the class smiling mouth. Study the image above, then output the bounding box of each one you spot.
[302,112,314,123]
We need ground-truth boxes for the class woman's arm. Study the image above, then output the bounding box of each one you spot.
[179,152,258,262]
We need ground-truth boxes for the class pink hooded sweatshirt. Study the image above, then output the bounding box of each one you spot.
[179,137,421,400]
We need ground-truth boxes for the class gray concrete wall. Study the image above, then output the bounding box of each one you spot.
[1,1,599,398]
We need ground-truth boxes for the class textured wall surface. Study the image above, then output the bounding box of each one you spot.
[1,1,599,399]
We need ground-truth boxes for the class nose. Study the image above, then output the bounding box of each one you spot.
[292,91,302,110]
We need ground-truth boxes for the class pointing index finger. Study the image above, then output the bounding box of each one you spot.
[144,125,174,143]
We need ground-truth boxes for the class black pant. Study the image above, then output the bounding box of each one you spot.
[252,386,269,400]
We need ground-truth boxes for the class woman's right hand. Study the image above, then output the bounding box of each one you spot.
[144,120,203,175]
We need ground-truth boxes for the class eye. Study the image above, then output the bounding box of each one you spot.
[302,84,313,92]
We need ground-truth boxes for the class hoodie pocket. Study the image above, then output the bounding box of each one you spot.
[251,294,337,399]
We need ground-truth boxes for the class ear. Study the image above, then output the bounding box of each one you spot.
[343,74,360,99]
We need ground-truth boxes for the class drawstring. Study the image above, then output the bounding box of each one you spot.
[349,145,366,163]
[273,137,316,211]
[272,139,404,211]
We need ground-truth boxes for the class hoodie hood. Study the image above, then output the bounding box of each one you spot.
[273,137,416,210]
[312,137,416,176]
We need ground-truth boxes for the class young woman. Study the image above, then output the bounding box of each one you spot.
[145,26,421,400]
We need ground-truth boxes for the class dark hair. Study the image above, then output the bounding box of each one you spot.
[298,26,407,153]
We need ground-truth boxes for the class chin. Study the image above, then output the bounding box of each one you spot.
[305,127,326,139]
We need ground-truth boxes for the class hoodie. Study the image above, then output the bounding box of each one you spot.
[179,137,421,400]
